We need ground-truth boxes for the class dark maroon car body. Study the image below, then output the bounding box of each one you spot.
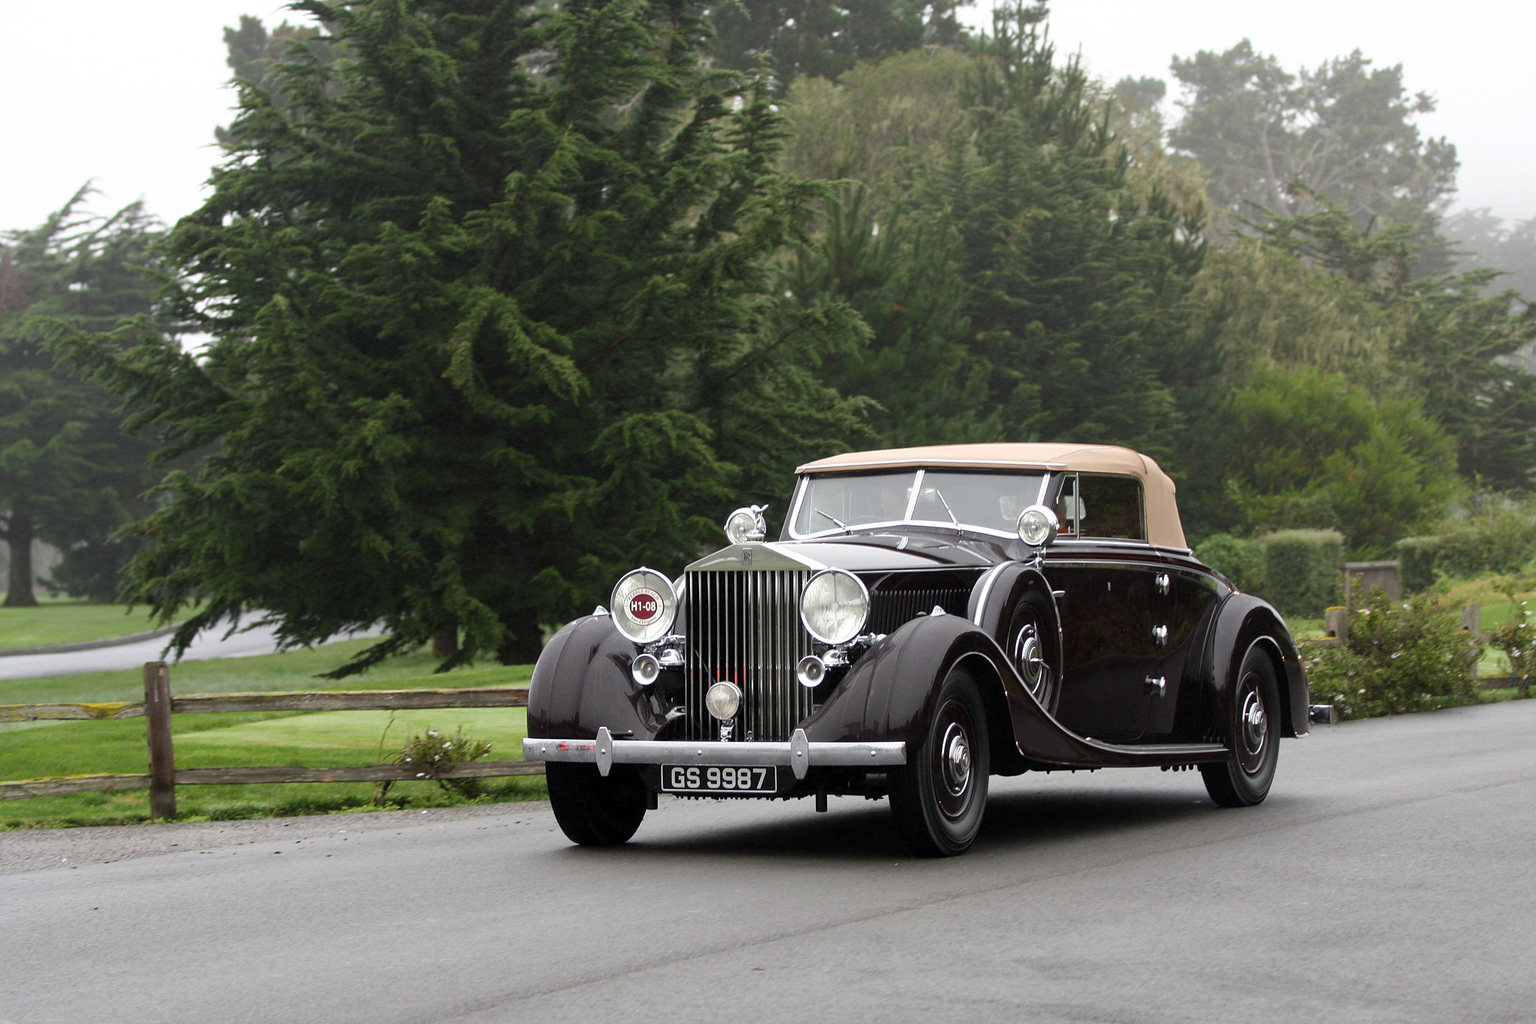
[524,443,1311,855]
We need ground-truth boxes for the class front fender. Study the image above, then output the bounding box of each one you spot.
[800,613,992,748]
[967,562,1061,640]
[1200,593,1309,739]
[526,615,669,741]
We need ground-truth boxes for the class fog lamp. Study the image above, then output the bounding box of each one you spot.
[631,653,661,686]
[706,680,742,721]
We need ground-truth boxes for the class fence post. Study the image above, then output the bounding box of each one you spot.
[1324,607,1349,645]
[1460,605,1483,687]
[144,661,176,820]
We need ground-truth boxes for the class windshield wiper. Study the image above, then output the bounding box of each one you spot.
[814,508,850,533]
[934,489,960,527]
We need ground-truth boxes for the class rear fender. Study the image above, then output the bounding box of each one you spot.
[1200,594,1309,739]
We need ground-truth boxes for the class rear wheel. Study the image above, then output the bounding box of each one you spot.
[1201,645,1280,807]
[889,666,990,856]
[546,762,648,846]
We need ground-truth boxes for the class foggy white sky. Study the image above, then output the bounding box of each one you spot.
[2,1,1531,235]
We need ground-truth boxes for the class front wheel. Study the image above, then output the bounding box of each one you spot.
[1201,644,1280,807]
[889,666,990,856]
[546,762,648,846]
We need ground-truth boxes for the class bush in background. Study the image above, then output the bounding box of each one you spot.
[1305,589,1481,719]
[1396,497,1536,592]
[1196,533,1266,592]
[1261,529,1344,617]
[1488,586,1535,698]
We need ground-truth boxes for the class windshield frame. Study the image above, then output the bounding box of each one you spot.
[783,468,1050,541]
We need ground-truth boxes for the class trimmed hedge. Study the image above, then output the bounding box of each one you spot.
[1261,529,1343,617]
[1396,516,1536,592]
[1195,533,1265,592]
[1396,535,1440,593]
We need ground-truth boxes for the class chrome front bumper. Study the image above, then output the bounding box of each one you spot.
[523,727,906,781]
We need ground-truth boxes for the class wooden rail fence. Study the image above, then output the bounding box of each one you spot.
[0,662,542,819]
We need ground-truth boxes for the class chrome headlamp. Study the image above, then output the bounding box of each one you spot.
[610,567,677,644]
[800,569,870,646]
[724,504,768,545]
[1016,504,1060,549]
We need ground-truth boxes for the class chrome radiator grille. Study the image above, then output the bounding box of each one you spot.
[683,568,815,742]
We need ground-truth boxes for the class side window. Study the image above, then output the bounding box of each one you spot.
[1055,475,1081,538]
[1056,474,1145,541]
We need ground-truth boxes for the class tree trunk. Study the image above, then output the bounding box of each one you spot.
[497,624,545,666]
[3,512,38,607]
[431,623,459,658]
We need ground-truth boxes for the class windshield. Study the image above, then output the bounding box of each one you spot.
[787,469,1048,538]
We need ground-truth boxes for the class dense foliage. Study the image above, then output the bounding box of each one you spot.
[1169,40,1458,234]
[708,0,970,87]
[50,0,865,672]
[27,0,1536,671]
[0,193,168,605]
[1398,497,1536,589]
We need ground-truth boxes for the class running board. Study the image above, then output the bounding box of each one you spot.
[1038,737,1231,769]
[977,643,1234,770]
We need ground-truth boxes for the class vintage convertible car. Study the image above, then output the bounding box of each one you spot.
[523,443,1312,855]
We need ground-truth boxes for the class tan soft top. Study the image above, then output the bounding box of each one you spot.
[797,443,1187,549]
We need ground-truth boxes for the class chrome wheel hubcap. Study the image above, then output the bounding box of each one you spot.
[942,724,972,795]
[1013,618,1048,699]
[931,702,977,822]
[1238,678,1269,773]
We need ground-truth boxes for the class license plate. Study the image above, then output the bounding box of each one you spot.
[661,764,777,794]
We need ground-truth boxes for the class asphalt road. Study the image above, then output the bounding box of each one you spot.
[4,700,1535,1024]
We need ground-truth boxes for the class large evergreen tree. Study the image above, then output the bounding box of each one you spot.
[924,3,1209,460]
[1169,41,1458,234]
[53,0,864,671]
[1,192,166,606]
[709,0,970,88]
[1255,202,1536,491]
[786,186,993,445]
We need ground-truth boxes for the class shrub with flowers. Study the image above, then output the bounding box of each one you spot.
[1489,593,1536,699]
[1305,588,1481,719]
[386,726,494,799]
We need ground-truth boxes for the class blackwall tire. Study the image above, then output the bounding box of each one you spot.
[1201,644,1280,808]
[889,665,990,856]
[546,762,648,846]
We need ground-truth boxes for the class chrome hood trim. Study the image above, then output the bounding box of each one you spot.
[685,542,829,574]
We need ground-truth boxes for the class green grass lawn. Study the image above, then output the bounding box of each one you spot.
[0,600,172,650]
[0,639,541,829]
